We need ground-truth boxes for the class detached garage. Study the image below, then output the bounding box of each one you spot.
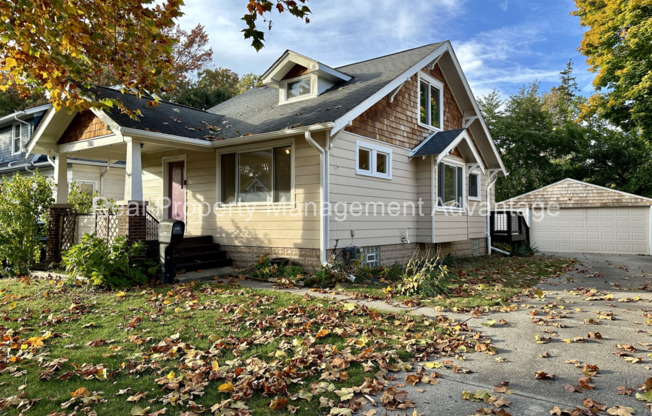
[498,179,652,256]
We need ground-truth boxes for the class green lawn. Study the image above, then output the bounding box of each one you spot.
[0,275,495,415]
[337,255,576,311]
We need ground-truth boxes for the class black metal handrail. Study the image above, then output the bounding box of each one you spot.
[145,209,160,242]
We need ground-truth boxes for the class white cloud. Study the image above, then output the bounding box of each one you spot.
[174,0,592,99]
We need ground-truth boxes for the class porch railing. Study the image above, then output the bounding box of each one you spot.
[146,210,160,242]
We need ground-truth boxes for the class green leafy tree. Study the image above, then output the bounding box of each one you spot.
[237,72,264,93]
[175,86,232,110]
[197,68,241,97]
[480,83,565,200]
[0,171,53,276]
[573,0,652,136]
[68,181,98,214]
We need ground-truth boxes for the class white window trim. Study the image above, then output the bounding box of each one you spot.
[355,140,392,180]
[216,139,296,207]
[468,172,481,201]
[436,159,465,212]
[417,71,444,132]
[279,74,316,105]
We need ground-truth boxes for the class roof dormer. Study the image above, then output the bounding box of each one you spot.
[262,50,351,105]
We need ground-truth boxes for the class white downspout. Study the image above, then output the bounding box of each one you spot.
[305,131,330,266]
[486,171,499,255]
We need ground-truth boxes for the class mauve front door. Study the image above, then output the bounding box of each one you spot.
[168,161,185,222]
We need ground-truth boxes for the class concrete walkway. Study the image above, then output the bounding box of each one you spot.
[236,254,652,415]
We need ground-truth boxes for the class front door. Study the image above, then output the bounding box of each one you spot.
[167,161,185,221]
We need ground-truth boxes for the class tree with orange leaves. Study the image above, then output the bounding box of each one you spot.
[0,0,310,116]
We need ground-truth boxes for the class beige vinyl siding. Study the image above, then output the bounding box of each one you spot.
[415,155,433,243]
[141,135,321,249]
[329,131,418,248]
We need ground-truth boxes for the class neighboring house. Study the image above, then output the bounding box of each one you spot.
[27,42,507,268]
[498,178,652,256]
[0,105,125,201]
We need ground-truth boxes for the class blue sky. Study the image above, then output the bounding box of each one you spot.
[177,0,592,101]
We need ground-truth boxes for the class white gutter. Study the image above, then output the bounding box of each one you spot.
[304,130,330,266]
[486,170,500,255]
[118,123,335,150]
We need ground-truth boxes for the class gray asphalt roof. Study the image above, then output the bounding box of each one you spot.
[207,43,445,139]
[411,128,464,157]
[94,43,445,142]
[94,87,225,141]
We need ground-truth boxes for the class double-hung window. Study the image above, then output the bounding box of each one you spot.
[418,73,443,130]
[220,145,292,204]
[356,141,392,179]
[438,162,464,209]
[468,172,480,200]
[11,123,31,155]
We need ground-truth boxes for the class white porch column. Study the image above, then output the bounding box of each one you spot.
[124,138,143,201]
[54,153,68,204]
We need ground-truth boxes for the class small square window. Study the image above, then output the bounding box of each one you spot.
[355,141,392,179]
[469,173,480,200]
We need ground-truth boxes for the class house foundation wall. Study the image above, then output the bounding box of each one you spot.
[222,245,322,270]
[222,238,487,271]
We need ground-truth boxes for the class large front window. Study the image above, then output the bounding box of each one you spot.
[419,74,443,130]
[221,146,292,204]
[438,163,463,209]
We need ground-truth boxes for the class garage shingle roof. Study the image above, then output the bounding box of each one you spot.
[498,178,652,208]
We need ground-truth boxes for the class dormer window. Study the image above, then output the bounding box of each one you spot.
[286,77,311,100]
[262,50,352,106]
[418,72,444,130]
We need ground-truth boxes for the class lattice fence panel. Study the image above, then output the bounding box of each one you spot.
[95,211,119,246]
[60,210,77,252]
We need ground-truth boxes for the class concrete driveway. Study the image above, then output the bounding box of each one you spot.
[370,254,652,415]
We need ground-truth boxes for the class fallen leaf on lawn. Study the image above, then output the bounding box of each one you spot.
[218,382,234,393]
[269,397,288,410]
[127,392,147,402]
[70,387,90,398]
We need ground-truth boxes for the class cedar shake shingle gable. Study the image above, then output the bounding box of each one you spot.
[499,179,652,208]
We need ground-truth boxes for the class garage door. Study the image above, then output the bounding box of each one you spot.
[530,207,650,255]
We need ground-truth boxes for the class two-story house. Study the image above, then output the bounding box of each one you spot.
[26,42,506,268]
